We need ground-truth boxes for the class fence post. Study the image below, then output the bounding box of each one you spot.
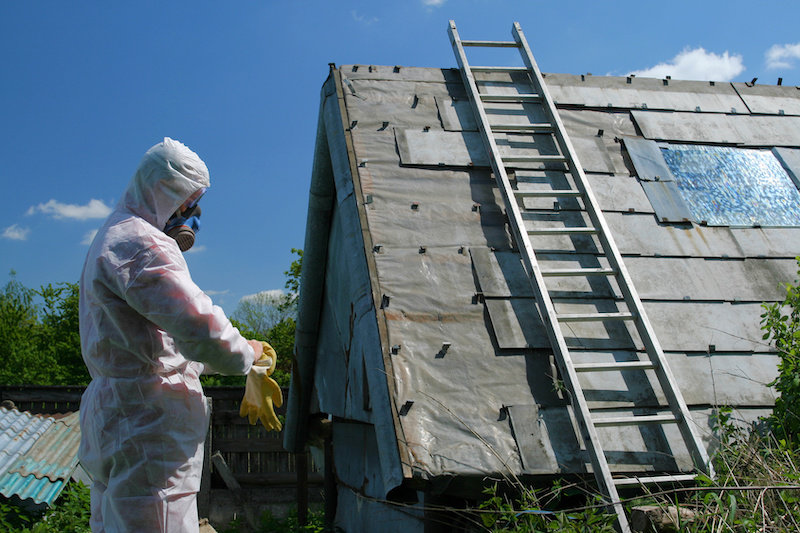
[296,452,308,526]
[198,397,213,518]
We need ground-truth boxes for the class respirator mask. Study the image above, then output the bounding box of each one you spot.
[164,189,205,252]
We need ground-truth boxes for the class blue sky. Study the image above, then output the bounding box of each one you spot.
[2,1,799,313]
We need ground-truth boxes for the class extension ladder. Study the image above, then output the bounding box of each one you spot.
[448,20,712,532]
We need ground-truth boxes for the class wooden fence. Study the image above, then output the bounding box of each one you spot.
[0,385,321,488]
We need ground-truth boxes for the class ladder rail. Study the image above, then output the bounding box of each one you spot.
[449,20,716,532]
[510,22,711,474]
[448,19,625,523]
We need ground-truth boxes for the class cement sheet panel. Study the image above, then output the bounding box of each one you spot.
[472,248,621,299]
[640,181,693,223]
[606,212,800,258]
[773,147,800,188]
[507,404,576,474]
[435,96,477,131]
[624,257,798,302]
[485,297,642,351]
[545,74,744,113]
[632,110,800,146]
[570,135,617,174]
[396,129,562,168]
[591,175,656,213]
[518,174,653,214]
[509,405,771,476]
[645,301,765,352]
[733,82,800,116]
[570,350,778,407]
[396,129,489,167]
[623,137,676,181]
[342,64,463,85]
[558,110,635,174]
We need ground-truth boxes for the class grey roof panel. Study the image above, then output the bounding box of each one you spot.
[607,212,800,258]
[623,137,675,181]
[632,110,800,146]
[640,181,693,223]
[435,96,477,131]
[732,82,800,116]
[773,147,800,189]
[545,73,745,113]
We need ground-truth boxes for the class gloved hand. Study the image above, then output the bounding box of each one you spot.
[239,342,283,431]
[258,341,277,376]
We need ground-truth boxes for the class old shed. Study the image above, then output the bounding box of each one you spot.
[285,29,800,531]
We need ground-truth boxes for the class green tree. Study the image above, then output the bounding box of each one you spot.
[0,272,51,385]
[761,258,800,446]
[37,282,89,385]
[204,249,302,387]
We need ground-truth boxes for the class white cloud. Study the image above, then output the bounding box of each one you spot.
[185,244,207,254]
[351,10,378,25]
[205,289,230,296]
[422,0,446,5]
[241,289,285,302]
[27,198,112,220]
[765,43,800,70]
[2,224,30,241]
[81,229,98,245]
[628,47,744,82]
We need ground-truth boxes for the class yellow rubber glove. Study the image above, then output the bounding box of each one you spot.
[259,341,277,376]
[239,342,283,431]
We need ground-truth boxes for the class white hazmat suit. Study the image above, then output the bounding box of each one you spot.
[79,138,255,532]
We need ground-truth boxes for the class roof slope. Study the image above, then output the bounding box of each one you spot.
[287,64,800,492]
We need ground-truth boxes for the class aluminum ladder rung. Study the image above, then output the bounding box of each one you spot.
[480,93,541,103]
[471,65,529,72]
[574,361,656,372]
[461,39,518,48]
[593,414,678,427]
[514,189,581,198]
[557,312,635,323]
[527,227,597,236]
[613,474,698,488]
[490,123,554,133]
[541,267,616,277]
[502,154,566,163]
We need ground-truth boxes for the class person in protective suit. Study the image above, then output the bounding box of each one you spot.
[78,138,265,532]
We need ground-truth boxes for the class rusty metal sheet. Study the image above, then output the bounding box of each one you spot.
[545,73,745,113]
[733,82,800,116]
[632,110,800,146]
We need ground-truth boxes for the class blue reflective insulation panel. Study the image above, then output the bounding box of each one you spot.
[661,145,800,227]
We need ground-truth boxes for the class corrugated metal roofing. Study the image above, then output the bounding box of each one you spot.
[0,408,80,507]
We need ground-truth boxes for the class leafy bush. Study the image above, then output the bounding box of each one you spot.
[0,481,91,533]
[761,258,800,446]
